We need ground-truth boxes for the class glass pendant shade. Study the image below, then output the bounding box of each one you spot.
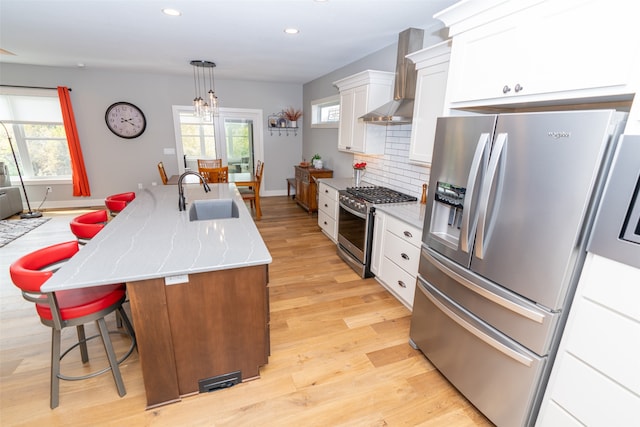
[190,60,218,120]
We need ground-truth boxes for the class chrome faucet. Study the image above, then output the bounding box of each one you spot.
[178,171,211,211]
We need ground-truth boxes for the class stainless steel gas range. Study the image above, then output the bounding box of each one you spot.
[337,186,417,277]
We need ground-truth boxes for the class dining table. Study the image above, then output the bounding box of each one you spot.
[167,172,261,219]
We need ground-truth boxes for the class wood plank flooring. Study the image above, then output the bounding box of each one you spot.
[0,197,492,426]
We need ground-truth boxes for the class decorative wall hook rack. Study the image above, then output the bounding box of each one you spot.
[267,112,298,136]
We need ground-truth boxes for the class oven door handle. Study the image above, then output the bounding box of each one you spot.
[339,202,367,219]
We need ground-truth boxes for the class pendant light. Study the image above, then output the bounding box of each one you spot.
[190,60,218,119]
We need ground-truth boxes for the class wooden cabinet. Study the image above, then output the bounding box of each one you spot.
[333,70,394,154]
[127,265,269,408]
[406,40,451,165]
[438,0,640,109]
[317,182,339,242]
[294,166,333,213]
[371,211,422,309]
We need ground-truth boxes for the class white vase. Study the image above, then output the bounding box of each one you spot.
[291,120,297,128]
[313,159,323,169]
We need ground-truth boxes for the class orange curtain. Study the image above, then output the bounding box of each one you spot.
[58,86,91,196]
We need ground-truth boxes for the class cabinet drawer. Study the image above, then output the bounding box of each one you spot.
[318,183,338,201]
[383,231,420,274]
[385,215,421,248]
[318,193,338,219]
[318,210,336,241]
[380,256,416,308]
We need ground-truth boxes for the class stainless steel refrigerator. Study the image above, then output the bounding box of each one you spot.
[409,110,627,426]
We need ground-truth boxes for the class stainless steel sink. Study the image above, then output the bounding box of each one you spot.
[188,199,239,221]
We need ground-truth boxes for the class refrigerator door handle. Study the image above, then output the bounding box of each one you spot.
[417,277,534,367]
[475,133,508,259]
[460,133,492,253]
[423,248,545,323]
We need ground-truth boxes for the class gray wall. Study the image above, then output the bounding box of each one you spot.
[0,63,302,207]
[301,25,448,179]
[301,44,396,178]
[1,23,447,208]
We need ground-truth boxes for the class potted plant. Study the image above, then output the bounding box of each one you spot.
[311,154,322,169]
[283,107,303,127]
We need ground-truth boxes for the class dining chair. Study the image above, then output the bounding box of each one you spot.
[197,158,222,170]
[239,161,264,220]
[200,166,229,183]
[157,161,168,185]
[69,209,108,245]
[105,192,136,217]
[9,241,136,409]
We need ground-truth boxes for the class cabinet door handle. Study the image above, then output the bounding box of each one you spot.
[324,203,328,208]
[514,83,524,92]
[323,221,328,225]
[397,280,407,288]
[403,230,413,238]
[502,85,511,94]
[401,253,410,260]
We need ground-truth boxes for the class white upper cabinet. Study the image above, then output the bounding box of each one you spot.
[333,70,394,154]
[437,0,640,109]
[407,40,451,165]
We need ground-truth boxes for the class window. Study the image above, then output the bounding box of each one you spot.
[223,118,253,173]
[0,88,71,180]
[172,106,264,176]
[310,95,340,128]
[172,107,217,171]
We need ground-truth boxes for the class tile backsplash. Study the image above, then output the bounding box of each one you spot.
[353,124,430,199]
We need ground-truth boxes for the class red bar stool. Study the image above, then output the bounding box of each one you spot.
[69,210,108,245]
[9,241,136,409]
[105,192,135,217]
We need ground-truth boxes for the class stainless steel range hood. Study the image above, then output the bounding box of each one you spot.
[361,27,424,125]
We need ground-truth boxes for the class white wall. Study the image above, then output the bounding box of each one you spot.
[0,63,302,207]
[353,125,430,199]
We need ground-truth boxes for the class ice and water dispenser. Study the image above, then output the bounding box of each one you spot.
[429,181,467,248]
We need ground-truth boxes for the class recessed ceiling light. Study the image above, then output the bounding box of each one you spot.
[284,28,300,35]
[162,8,181,16]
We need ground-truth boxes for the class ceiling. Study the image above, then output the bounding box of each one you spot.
[0,0,457,84]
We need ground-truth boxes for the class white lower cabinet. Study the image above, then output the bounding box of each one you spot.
[317,182,339,242]
[371,210,421,310]
[536,254,640,426]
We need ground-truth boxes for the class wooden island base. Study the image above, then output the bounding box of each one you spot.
[127,265,269,408]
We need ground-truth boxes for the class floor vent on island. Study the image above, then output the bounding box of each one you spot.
[198,371,241,393]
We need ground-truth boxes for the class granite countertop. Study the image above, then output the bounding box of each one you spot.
[42,183,272,292]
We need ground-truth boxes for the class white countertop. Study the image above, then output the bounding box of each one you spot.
[317,177,355,190]
[42,183,272,292]
[374,202,426,231]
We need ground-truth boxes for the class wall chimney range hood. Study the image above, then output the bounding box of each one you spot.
[361,27,424,125]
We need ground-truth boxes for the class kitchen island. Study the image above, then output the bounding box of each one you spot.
[42,183,272,408]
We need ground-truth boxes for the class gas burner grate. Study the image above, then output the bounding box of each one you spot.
[345,186,417,204]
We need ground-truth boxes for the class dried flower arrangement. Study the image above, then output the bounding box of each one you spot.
[283,107,303,122]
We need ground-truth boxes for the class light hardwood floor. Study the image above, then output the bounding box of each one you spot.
[0,196,492,426]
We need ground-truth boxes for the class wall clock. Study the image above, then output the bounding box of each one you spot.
[105,102,147,139]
